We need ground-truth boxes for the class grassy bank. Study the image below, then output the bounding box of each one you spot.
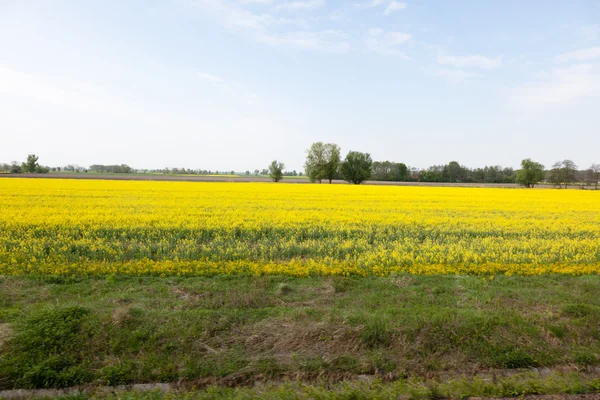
[1,274,599,395]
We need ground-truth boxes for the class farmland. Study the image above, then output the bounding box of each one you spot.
[1,178,600,398]
[1,178,599,277]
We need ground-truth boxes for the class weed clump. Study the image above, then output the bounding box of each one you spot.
[493,348,537,369]
[562,304,600,318]
[276,283,293,296]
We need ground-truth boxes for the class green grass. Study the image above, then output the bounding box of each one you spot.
[32,372,600,399]
[1,274,600,395]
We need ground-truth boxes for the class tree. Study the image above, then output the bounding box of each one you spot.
[304,142,341,183]
[589,163,600,190]
[445,161,465,183]
[561,160,578,189]
[322,144,341,183]
[394,163,409,181]
[305,142,325,183]
[10,162,22,174]
[341,151,373,185]
[549,161,563,188]
[371,161,409,181]
[268,160,285,182]
[516,158,545,188]
[22,154,39,173]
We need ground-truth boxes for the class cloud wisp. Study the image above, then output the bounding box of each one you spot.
[190,0,349,53]
[365,28,411,57]
[555,47,600,63]
[357,0,407,16]
[437,54,501,70]
[509,63,600,110]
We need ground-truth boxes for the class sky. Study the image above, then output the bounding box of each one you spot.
[1,0,599,172]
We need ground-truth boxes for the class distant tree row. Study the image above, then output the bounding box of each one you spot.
[3,152,598,189]
[89,164,133,173]
[0,155,50,174]
[415,162,517,184]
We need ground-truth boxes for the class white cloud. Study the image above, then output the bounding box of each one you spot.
[357,0,406,15]
[238,0,273,4]
[383,1,407,15]
[555,47,600,63]
[509,63,600,110]
[275,0,325,12]
[198,72,225,83]
[356,0,386,8]
[189,0,347,53]
[0,64,131,115]
[365,28,411,57]
[437,54,501,69]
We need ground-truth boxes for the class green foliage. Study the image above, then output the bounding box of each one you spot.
[275,282,293,296]
[268,160,285,182]
[304,142,341,183]
[101,362,137,385]
[10,163,22,174]
[492,348,537,369]
[1,275,600,392]
[562,303,600,317]
[516,158,545,188]
[329,355,360,372]
[22,154,39,173]
[371,161,409,182]
[360,317,393,348]
[341,151,373,184]
[0,306,96,388]
[574,351,598,366]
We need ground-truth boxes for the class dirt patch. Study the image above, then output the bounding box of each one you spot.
[170,286,210,301]
[111,307,132,326]
[241,319,362,359]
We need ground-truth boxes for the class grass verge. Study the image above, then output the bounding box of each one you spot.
[0,274,599,395]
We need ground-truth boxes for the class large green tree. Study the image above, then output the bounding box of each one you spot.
[22,154,39,173]
[341,151,373,185]
[268,160,285,183]
[516,158,545,188]
[304,142,341,183]
[322,144,341,183]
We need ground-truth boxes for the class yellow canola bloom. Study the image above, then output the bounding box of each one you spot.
[0,178,599,277]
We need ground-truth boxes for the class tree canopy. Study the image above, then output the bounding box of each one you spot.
[304,142,341,183]
[268,160,285,182]
[341,151,373,185]
[516,159,545,188]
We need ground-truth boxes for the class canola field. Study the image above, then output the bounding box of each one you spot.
[0,178,599,276]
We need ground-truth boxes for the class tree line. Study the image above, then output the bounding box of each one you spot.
[0,155,50,174]
[268,143,599,188]
[2,152,599,189]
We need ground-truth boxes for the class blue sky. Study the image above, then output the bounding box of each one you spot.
[1,0,599,171]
